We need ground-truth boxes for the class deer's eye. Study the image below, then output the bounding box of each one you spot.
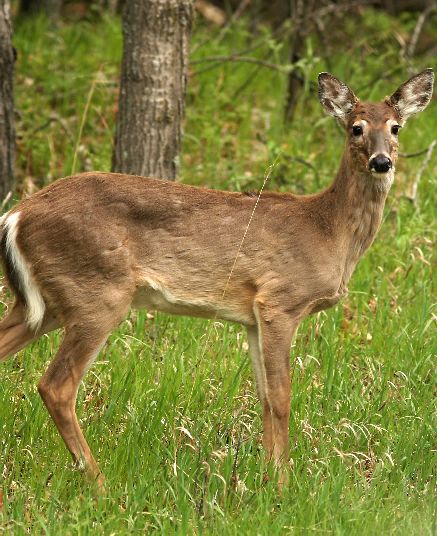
[352,125,363,136]
[391,125,400,135]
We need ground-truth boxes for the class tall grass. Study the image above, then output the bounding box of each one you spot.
[1,9,436,535]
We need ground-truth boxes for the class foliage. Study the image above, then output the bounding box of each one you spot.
[1,8,436,535]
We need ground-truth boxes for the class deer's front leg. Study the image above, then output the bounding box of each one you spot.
[247,301,298,482]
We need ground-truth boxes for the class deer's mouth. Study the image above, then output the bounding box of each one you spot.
[370,168,392,178]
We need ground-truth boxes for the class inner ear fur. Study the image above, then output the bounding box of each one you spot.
[318,72,358,124]
[388,68,434,121]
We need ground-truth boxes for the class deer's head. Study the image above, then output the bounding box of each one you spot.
[318,69,434,183]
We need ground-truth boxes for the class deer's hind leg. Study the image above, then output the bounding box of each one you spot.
[37,301,131,489]
[0,301,58,361]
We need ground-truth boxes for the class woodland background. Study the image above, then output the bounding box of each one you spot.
[0,1,436,534]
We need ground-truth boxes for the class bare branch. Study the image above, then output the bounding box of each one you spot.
[405,139,436,204]
[285,155,321,189]
[191,0,251,55]
[191,55,292,75]
[405,1,436,60]
[314,0,374,19]
[399,146,433,158]
[1,191,12,211]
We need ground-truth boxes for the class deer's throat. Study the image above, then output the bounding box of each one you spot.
[333,158,391,281]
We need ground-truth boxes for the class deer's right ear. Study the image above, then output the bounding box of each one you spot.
[318,73,358,124]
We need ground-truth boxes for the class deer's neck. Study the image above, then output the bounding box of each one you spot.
[330,151,392,283]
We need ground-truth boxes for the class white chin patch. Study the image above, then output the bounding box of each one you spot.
[369,169,395,191]
[370,169,390,177]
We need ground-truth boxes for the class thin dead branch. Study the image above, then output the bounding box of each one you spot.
[28,112,74,141]
[191,0,251,55]
[215,0,251,42]
[285,156,321,188]
[1,191,12,211]
[309,0,375,20]
[191,55,292,76]
[405,1,436,60]
[405,139,436,204]
[399,146,433,158]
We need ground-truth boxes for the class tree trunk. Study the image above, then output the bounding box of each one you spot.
[20,0,63,20]
[0,0,15,202]
[284,0,316,124]
[112,0,194,180]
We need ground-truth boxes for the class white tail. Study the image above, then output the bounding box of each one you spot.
[3,212,45,331]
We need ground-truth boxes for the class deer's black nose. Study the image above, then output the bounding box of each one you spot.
[369,154,392,173]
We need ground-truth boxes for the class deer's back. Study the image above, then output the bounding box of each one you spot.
[8,173,344,324]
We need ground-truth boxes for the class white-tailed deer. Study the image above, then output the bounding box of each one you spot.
[0,70,434,489]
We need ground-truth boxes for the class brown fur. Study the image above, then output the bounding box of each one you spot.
[0,70,433,490]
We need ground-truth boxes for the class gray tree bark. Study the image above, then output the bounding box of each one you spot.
[0,0,15,201]
[112,0,194,180]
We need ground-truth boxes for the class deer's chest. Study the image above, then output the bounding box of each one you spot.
[305,284,349,315]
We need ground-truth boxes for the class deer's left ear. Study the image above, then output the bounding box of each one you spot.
[318,72,358,124]
[389,68,434,122]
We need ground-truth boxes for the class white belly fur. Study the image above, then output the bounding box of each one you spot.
[132,277,253,325]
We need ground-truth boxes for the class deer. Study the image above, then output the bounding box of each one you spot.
[0,69,434,490]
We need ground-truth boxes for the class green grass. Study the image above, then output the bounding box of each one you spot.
[1,8,436,535]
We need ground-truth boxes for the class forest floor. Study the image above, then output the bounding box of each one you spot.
[1,8,436,535]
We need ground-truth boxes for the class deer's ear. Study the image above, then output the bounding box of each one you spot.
[388,69,434,122]
[318,72,358,123]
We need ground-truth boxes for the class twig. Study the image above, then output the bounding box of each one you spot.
[230,434,242,492]
[231,40,289,99]
[191,0,250,55]
[231,60,264,99]
[29,117,55,136]
[356,65,404,92]
[29,113,74,141]
[215,0,251,43]
[71,75,98,175]
[191,55,292,75]
[399,146,433,158]
[309,0,374,20]
[212,18,292,62]
[1,191,12,211]
[191,17,292,78]
[285,156,320,189]
[221,158,278,301]
[406,2,436,60]
[406,139,436,204]
[187,158,278,404]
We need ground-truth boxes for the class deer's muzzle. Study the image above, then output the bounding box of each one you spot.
[369,154,392,173]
